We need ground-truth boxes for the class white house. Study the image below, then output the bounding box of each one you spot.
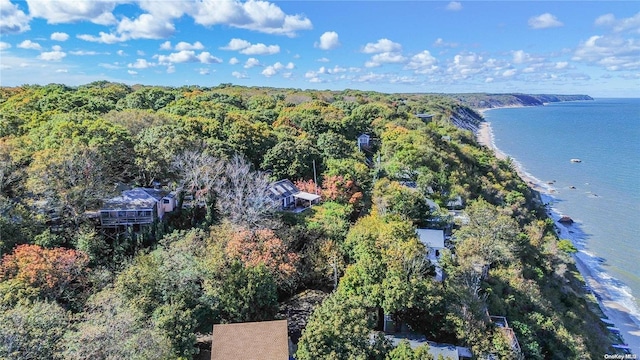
[416,228,446,281]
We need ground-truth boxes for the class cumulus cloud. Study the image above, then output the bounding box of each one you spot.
[18,40,42,50]
[128,70,138,75]
[244,58,260,68]
[365,52,406,68]
[156,50,221,64]
[0,42,11,51]
[26,0,117,25]
[232,71,248,79]
[528,13,563,29]
[362,38,402,54]
[117,14,175,39]
[573,35,640,71]
[175,41,205,51]
[315,31,340,50]
[117,50,126,56]
[77,32,127,44]
[69,50,100,56]
[262,61,294,77]
[190,0,312,37]
[446,1,462,11]
[1,0,30,34]
[160,41,172,50]
[229,57,239,65]
[51,32,69,41]
[221,38,279,55]
[595,12,640,33]
[128,58,155,69]
[434,38,458,48]
[38,45,66,61]
[405,50,438,74]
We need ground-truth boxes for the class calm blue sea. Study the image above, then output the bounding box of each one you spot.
[484,98,640,334]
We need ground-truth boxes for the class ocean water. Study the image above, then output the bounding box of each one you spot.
[483,98,640,339]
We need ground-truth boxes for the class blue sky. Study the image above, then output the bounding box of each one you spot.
[1,0,638,97]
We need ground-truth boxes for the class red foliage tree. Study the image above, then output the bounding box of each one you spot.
[0,244,90,303]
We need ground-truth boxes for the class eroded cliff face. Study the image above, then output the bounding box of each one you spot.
[451,93,593,110]
[445,93,593,131]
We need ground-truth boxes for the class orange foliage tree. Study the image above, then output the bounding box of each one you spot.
[225,228,299,286]
[0,244,90,306]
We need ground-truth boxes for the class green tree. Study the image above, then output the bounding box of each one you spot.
[296,294,378,360]
[0,301,69,360]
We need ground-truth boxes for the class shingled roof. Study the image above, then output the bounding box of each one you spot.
[211,320,289,360]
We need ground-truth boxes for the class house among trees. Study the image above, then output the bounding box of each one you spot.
[211,320,292,360]
[416,228,446,281]
[268,179,320,211]
[415,113,434,122]
[357,133,371,149]
[99,187,176,228]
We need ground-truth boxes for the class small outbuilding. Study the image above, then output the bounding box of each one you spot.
[357,133,371,149]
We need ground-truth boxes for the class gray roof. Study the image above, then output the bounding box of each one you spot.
[268,180,300,201]
[386,334,470,359]
[416,228,445,249]
[102,188,168,210]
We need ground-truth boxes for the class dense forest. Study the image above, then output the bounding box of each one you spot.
[0,82,612,359]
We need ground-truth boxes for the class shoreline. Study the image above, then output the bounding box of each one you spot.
[476,109,640,355]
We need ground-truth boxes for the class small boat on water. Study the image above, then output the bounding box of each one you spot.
[570,158,582,163]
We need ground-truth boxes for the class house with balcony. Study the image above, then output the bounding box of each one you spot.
[99,187,176,228]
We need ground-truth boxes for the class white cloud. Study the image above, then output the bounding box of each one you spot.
[317,57,330,62]
[262,66,278,77]
[229,57,239,65]
[244,58,260,68]
[197,51,222,64]
[446,1,462,11]
[190,0,312,37]
[365,52,406,68]
[405,50,438,74]
[160,41,172,50]
[573,35,640,71]
[362,38,402,54]
[117,50,126,56]
[502,69,517,77]
[221,38,279,55]
[51,32,69,41]
[198,68,210,75]
[1,0,31,34]
[25,0,117,25]
[38,46,66,61]
[315,31,340,50]
[166,65,175,73]
[240,43,279,55]
[18,40,42,50]
[156,50,222,64]
[99,63,122,70]
[69,50,100,56]
[434,38,458,48]
[221,38,252,51]
[128,58,155,69]
[528,13,563,29]
[595,12,640,33]
[128,70,138,75]
[231,71,248,79]
[78,32,127,44]
[55,69,68,73]
[0,42,11,51]
[117,14,175,40]
[555,61,569,69]
[175,41,205,51]
[137,50,145,56]
[512,50,542,64]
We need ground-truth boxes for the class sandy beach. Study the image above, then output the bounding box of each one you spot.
[476,115,640,355]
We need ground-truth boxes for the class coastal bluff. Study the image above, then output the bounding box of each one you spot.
[450,93,594,110]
